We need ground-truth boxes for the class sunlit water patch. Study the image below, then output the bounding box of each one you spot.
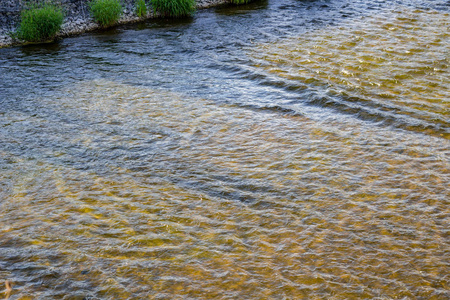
[0,79,449,299]
[249,7,449,138]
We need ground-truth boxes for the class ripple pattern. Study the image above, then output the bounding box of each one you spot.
[250,7,450,138]
[0,80,449,299]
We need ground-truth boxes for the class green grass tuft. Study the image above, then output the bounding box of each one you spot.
[152,0,196,18]
[136,0,147,18]
[230,0,252,4]
[89,0,123,27]
[18,3,64,42]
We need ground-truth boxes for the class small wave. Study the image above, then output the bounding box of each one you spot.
[246,6,449,138]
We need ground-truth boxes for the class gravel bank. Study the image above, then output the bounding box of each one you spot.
[0,0,229,48]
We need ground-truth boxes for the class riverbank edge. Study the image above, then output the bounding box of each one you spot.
[0,0,229,48]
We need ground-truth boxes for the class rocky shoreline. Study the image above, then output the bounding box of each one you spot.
[0,0,229,48]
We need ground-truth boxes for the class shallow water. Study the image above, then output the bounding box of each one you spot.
[0,0,449,299]
[250,6,449,137]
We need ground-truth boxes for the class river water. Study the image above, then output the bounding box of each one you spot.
[0,0,449,299]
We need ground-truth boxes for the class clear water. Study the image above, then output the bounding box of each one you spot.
[0,0,449,299]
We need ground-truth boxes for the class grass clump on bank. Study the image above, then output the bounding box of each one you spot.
[136,0,147,18]
[152,0,196,17]
[230,0,252,4]
[17,3,64,42]
[89,0,123,27]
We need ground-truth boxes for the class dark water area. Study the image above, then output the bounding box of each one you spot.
[0,0,449,299]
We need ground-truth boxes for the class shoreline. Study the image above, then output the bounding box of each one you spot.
[0,0,229,48]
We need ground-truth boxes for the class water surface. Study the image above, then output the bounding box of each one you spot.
[0,0,449,299]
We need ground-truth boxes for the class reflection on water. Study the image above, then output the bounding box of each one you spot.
[0,80,448,299]
[1,0,449,299]
[250,7,449,138]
